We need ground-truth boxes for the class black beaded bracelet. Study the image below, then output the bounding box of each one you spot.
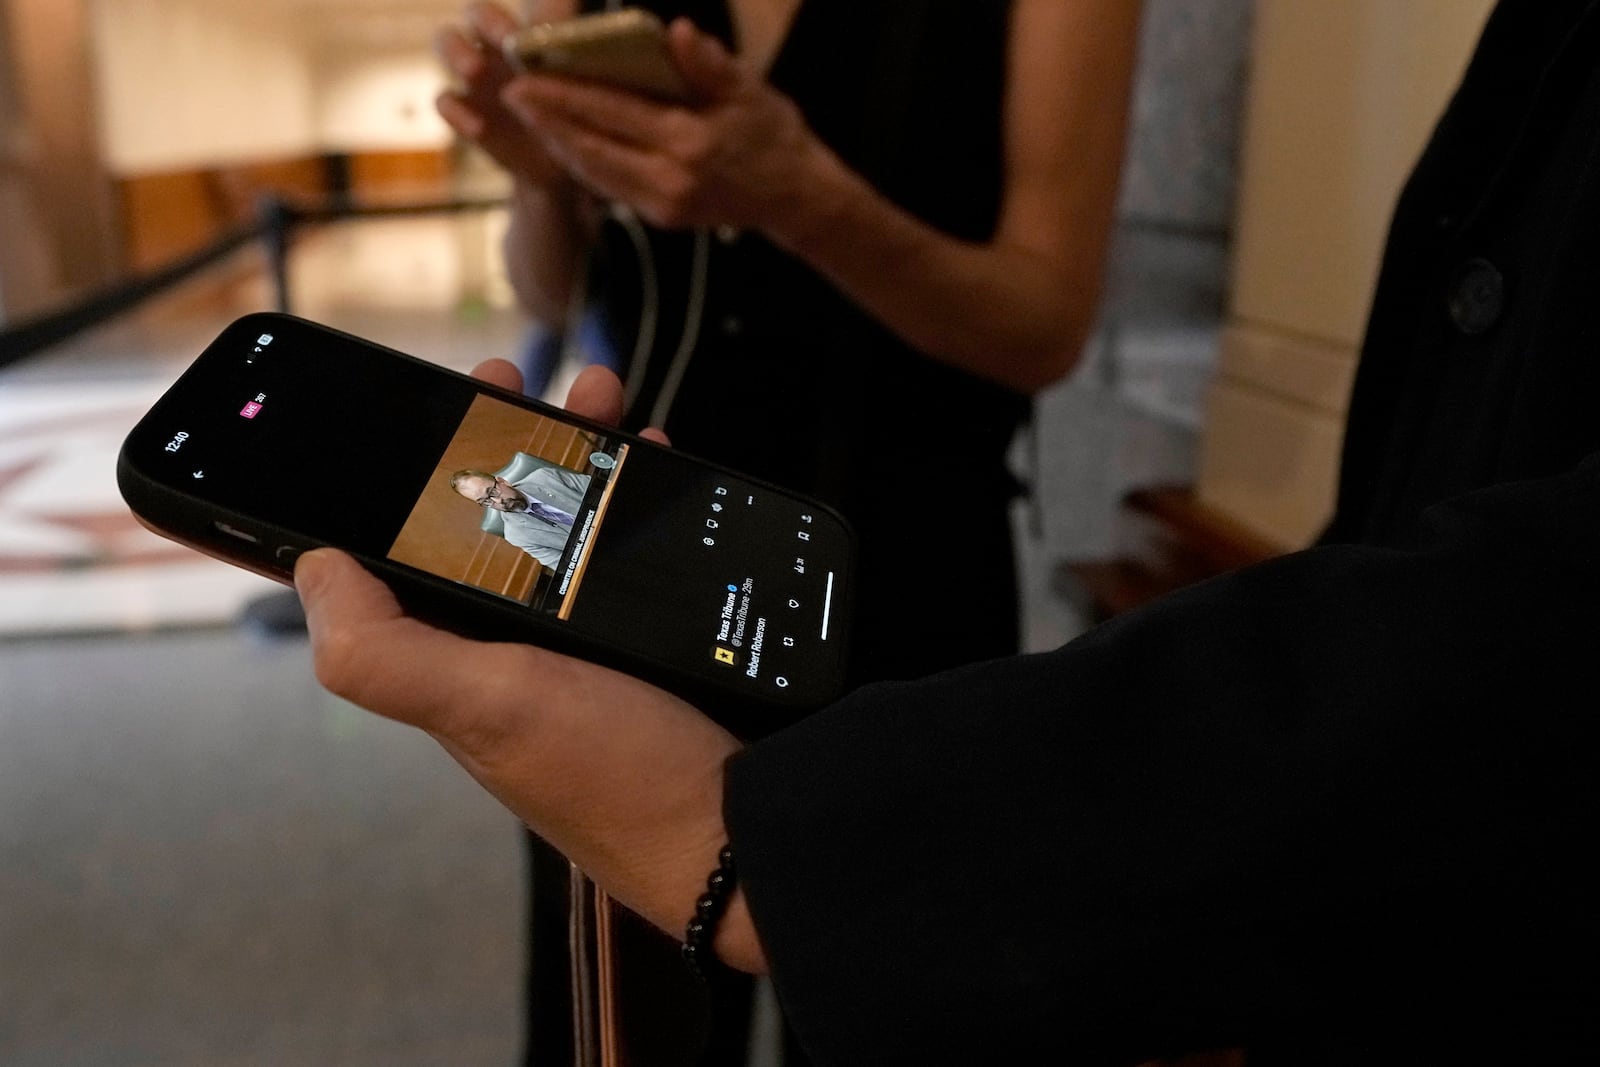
[681,845,737,980]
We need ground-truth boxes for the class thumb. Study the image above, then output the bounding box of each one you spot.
[294,548,397,627]
[294,549,481,733]
[665,17,743,102]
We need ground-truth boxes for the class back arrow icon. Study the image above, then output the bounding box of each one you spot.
[193,471,205,479]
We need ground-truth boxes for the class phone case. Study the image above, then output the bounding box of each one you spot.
[116,313,854,732]
[503,9,692,102]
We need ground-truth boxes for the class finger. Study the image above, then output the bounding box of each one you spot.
[564,366,671,444]
[503,93,676,214]
[665,17,743,102]
[294,549,479,731]
[502,73,680,150]
[471,357,524,392]
[435,24,489,82]
[436,91,487,140]
[524,0,581,22]
[563,365,625,425]
[466,0,522,45]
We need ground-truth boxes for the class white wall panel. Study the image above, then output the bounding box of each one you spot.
[91,0,317,172]
[314,52,451,151]
[1198,0,1496,543]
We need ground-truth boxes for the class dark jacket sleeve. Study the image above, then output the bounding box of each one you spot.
[724,455,1600,1065]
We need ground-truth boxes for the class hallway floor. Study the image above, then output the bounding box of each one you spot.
[0,211,1088,1064]
[2,214,534,1066]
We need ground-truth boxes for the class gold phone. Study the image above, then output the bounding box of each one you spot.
[503,8,692,102]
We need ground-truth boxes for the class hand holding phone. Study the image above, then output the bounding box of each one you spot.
[290,359,771,970]
[295,542,769,970]
[117,313,854,733]
[495,13,819,236]
[503,8,694,102]
[434,1,579,187]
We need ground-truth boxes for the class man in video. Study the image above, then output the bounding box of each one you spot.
[451,464,590,569]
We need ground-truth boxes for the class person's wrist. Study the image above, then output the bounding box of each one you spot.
[508,169,581,212]
[675,842,768,976]
[713,888,767,973]
[681,844,738,979]
[760,138,861,259]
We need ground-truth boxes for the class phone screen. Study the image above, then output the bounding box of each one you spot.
[120,314,852,714]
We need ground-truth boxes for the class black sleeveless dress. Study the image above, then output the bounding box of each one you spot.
[580,0,1026,686]
[523,11,1025,1066]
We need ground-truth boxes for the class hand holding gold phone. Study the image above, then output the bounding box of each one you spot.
[502,8,693,102]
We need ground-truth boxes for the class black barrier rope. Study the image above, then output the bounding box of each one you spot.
[0,223,261,371]
[0,193,507,371]
[262,194,508,317]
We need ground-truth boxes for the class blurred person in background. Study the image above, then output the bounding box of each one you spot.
[434,1,1143,1061]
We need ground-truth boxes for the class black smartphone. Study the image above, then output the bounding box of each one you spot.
[117,313,853,732]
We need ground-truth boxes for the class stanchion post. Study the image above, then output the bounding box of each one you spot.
[257,194,296,314]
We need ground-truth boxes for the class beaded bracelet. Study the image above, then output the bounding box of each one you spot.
[681,845,737,980]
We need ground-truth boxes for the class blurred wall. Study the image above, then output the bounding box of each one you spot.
[0,0,119,319]
[0,8,54,323]
[0,0,463,279]
[313,51,453,153]
[1032,0,1255,563]
[1198,0,1497,546]
[90,0,317,174]
[89,0,454,174]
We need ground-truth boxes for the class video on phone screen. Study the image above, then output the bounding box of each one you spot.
[375,384,845,705]
[386,394,623,617]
